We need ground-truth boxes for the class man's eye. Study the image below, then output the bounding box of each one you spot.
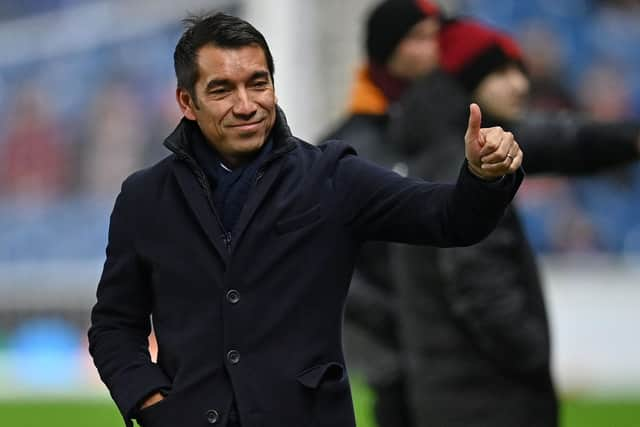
[210,88,228,95]
[253,81,268,88]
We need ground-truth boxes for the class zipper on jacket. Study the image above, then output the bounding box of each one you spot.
[175,138,293,250]
[253,144,290,184]
[222,231,232,251]
[177,153,232,253]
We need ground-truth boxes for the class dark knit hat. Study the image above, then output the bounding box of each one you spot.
[439,19,525,92]
[366,0,441,65]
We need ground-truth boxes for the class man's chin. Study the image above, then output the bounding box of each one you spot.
[232,136,266,154]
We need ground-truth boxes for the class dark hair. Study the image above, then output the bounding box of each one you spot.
[174,12,275,99]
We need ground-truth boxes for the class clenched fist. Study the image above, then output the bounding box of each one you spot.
[465,103,522,180]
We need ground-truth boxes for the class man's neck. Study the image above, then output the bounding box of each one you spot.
[218,148,264,170]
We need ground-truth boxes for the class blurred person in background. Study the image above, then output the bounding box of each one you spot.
[143,80,184,166]
[88,10,524,427]
[0,84,69,201]
[388,18,640,426]
[578,59,635,121]
[79,80,147,197]
[518,20,577,113]
[323,0,442,425]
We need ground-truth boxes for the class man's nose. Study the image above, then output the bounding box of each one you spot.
[233,88,257,117]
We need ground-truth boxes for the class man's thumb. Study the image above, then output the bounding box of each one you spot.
[466,103,482,144]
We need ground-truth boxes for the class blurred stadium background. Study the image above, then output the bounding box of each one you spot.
[1,0,640,425]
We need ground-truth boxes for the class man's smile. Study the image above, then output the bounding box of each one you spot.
[226,118,265,132]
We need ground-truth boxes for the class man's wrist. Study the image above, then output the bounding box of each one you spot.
[466,160,502,182]
[139,390,167,411]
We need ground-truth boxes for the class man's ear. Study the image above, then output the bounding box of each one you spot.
[176,88,197,121]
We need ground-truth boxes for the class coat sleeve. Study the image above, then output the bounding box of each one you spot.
[336,152,524,247]
[88,175,172,426]
[519,115,640,175]
[436,216,551,374]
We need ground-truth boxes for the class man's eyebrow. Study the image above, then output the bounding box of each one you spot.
[204,71,270,91]
[205,78,232,90]
[250,71,270,81]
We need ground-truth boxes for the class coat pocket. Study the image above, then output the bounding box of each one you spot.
[136,391,180,427]
[296,361,345,389]
[296,362,354,427]
[276,204,323,234]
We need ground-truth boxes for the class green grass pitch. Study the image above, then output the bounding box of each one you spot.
[0,382,638,427]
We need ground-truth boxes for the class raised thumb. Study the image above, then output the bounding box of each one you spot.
[466,103,482,145]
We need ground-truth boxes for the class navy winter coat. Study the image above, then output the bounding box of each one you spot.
[88,108,523,427]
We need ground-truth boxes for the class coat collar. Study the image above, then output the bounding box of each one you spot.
[163,106,297,265]
[162,105,296,162]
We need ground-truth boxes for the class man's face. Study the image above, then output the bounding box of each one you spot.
[387,17,441,80]
[177,44,277,167]
[473,65,530,122]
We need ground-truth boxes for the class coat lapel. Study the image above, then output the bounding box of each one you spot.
[230,158,285,252]
[164,107,295,260]
[229,107,295,252]
[172,161,230,265]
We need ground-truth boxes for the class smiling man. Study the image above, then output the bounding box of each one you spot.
[178,43,276,167]
[88,12,524,427]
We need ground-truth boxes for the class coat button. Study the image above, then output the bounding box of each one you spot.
[227,349,240,365]
[226,289,240,304]
[206,409,219,424]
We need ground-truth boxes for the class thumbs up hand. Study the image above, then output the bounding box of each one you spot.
[464,103,522,180]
